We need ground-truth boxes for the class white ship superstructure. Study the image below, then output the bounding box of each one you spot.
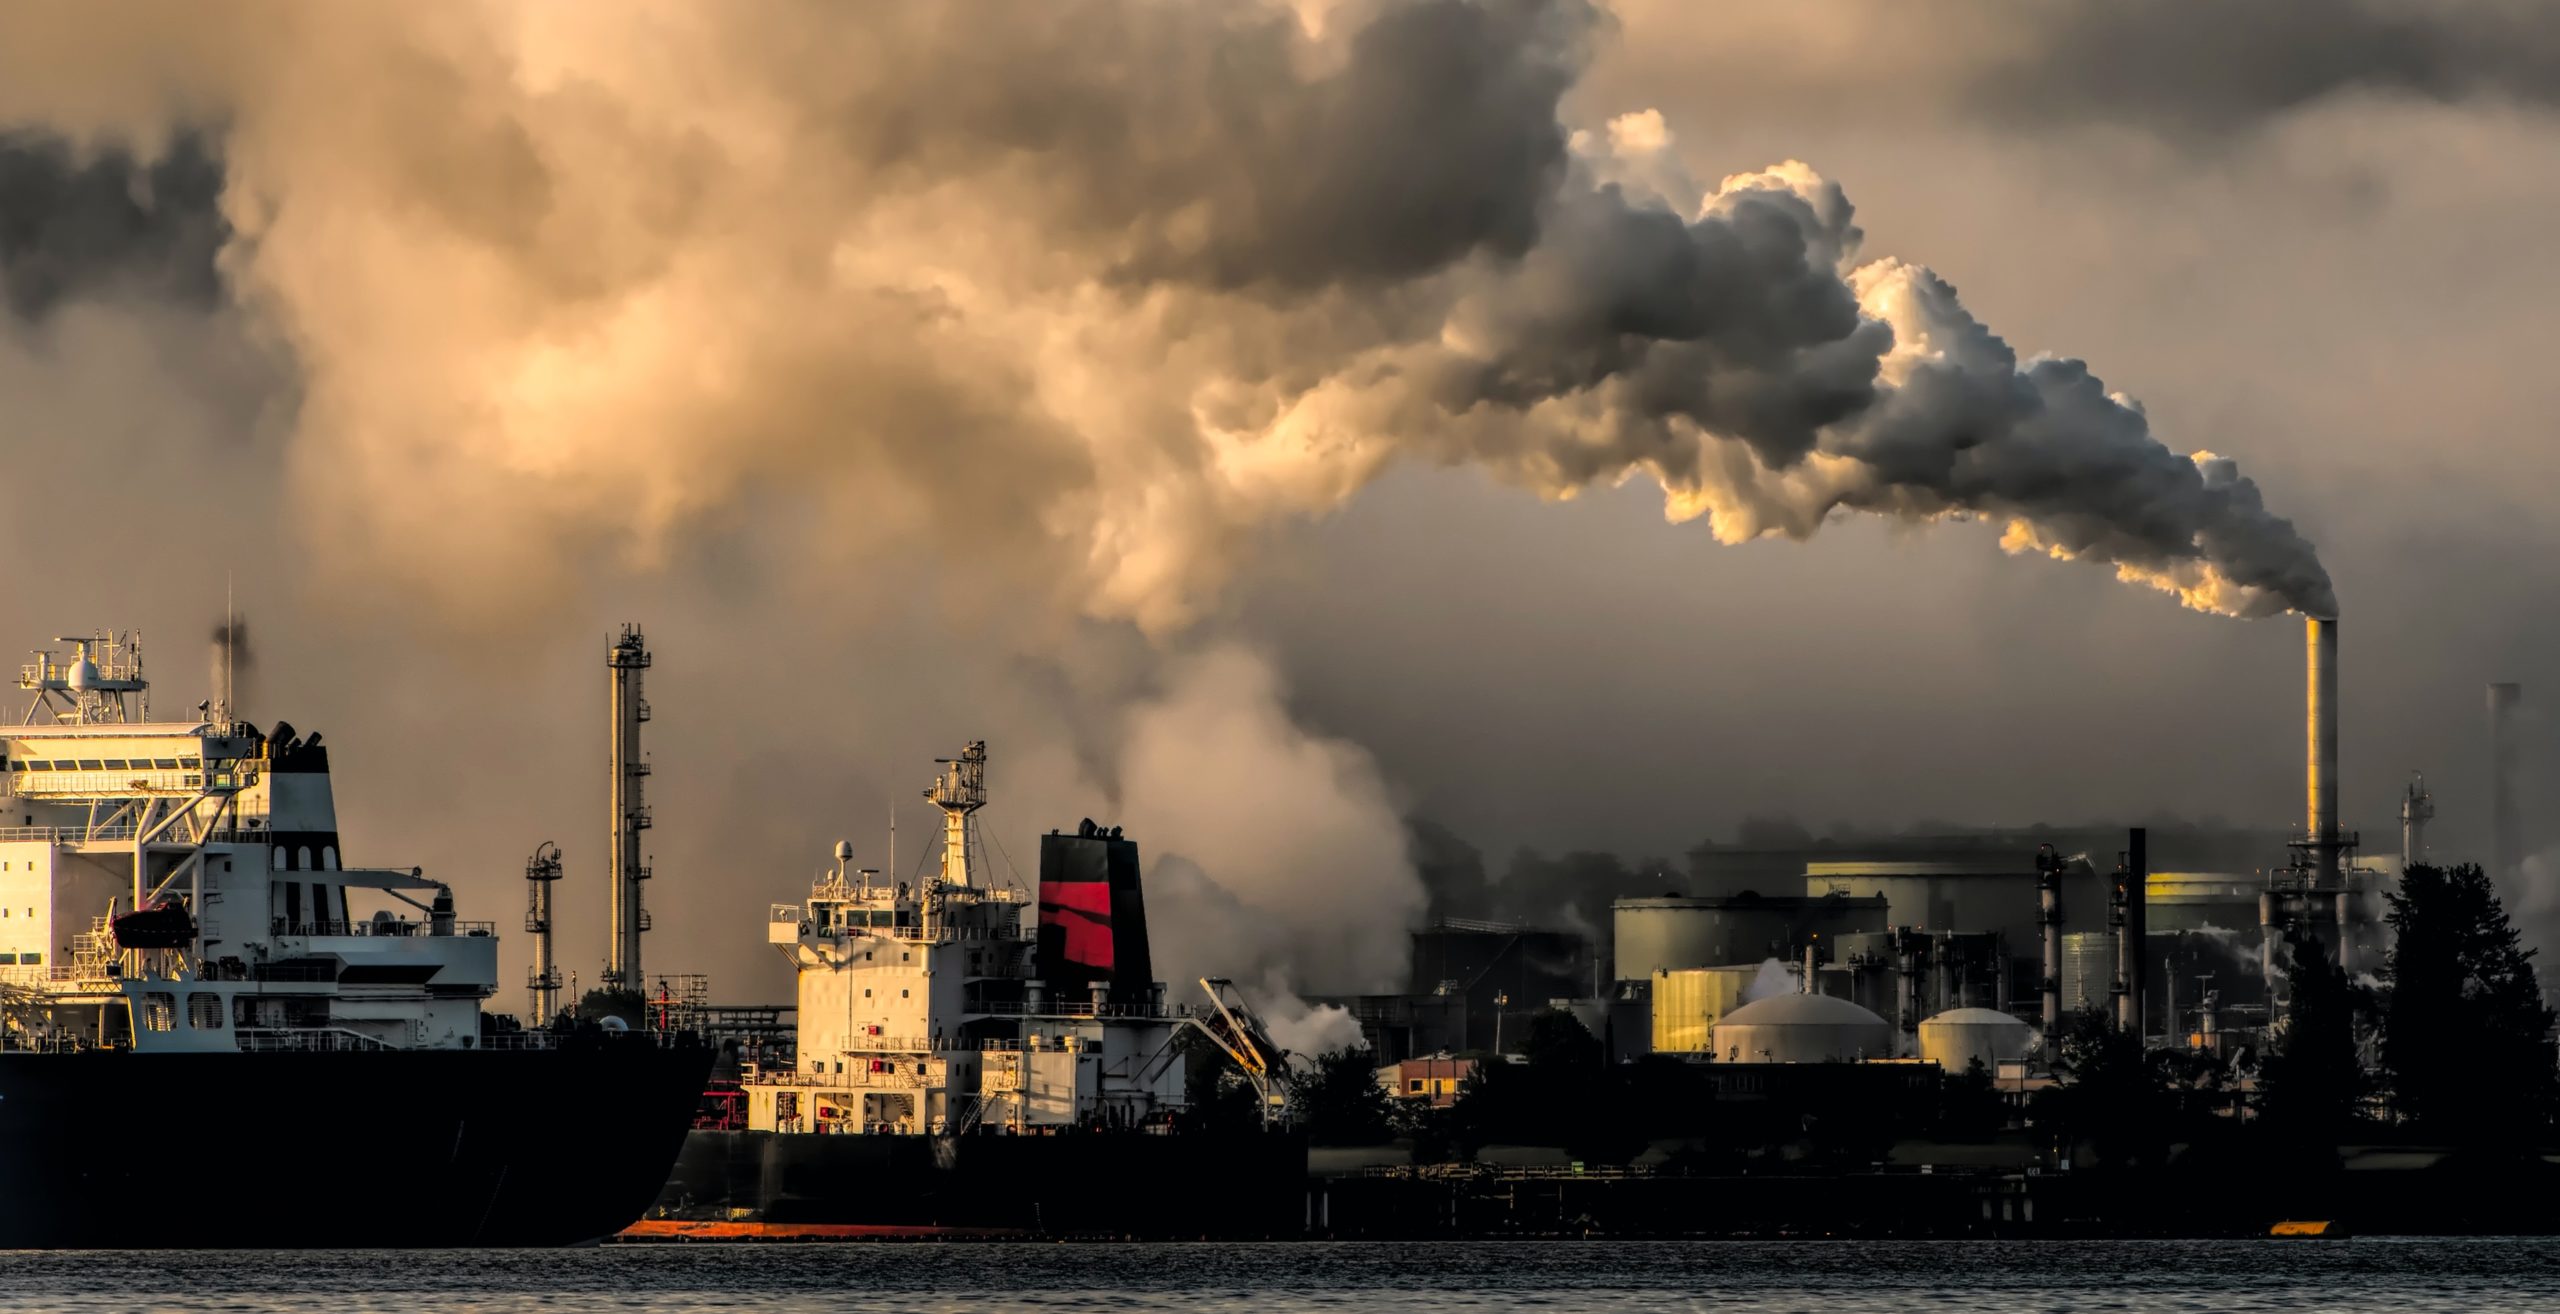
[749,742,1195,1135]
[0,632,499,1053]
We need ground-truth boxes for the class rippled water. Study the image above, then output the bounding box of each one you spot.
[3,1239,2556,1311]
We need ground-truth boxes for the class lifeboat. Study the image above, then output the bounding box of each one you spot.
[111,898,195,949]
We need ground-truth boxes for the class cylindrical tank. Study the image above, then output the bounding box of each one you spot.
[1710,993,1893,1063]
[1917,1007,2037,1073]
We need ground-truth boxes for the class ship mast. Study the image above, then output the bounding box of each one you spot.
[925,741,987,890]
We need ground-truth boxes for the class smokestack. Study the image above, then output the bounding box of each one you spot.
[2035,844,2065,1033]
[2490,683,2523,885]
[2306,616,2340,885]
[2116,828,2147,1037]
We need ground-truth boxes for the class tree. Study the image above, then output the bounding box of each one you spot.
[2381,863,2559,1140]
[1290,1045,1395,1145]
[2032,1008,2171,1167]
[2257,929,2366,1142]
[1173,1031,1263,1135]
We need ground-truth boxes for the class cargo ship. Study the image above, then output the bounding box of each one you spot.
[0,632,709,1247]
[633,742,1307,1239]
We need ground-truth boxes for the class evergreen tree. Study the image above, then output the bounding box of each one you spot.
[2381,863,2559,1140]
[2257,929,2366,1142]
[2033,1008,2170,1167]
[1290,1045,1396,1145]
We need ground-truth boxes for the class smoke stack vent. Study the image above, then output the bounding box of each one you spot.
[2306,615,2339,884]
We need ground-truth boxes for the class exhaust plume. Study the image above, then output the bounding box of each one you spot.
[0,0,2331,630]
[209,614,250,718]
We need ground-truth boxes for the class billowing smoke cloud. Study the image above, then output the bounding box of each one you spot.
[1017,644,1428,997]
[0,132,224,321]
[0,0,2330,630]
[0,0,2356,1002]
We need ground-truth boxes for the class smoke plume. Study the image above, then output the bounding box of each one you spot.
[0,0,2331,630]
[209,614,251,716]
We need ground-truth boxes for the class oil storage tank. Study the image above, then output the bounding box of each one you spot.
[1710,993,1893,1064]
[1917,1007,2037,1072]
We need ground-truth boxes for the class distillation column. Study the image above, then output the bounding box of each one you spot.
[607,625,653,991]
[2400,774,2433,870]
[2035,844,2065,1034]
[526,841,562,1020]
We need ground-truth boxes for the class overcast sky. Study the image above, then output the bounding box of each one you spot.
[1,1,2553,1000]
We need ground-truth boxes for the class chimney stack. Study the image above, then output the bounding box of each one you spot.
[2305,616,2340,885]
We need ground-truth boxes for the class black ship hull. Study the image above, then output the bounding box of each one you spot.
[641,1128,1308,1238]
[0,1034,712,1247]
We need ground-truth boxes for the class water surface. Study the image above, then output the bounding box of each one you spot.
[4,1239,2554,1311]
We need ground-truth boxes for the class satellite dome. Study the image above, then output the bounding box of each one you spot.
[65,657,99,691]
[833,840,856,864]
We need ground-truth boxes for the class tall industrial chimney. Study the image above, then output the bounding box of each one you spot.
[2115,828,2147,1036]
[2489,683,2523,885]
[2035,844,2065,1034]
[2305,616,2341,886]
[606,625,653,993]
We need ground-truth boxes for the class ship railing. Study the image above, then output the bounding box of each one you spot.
[968,999,1195,1021]
[783,922,1026,945]
[838,1034,936,1054]
[235,1026,398,1053]
[0,822,297,847]
[270,919,499,939]
[743,1067,939,1091]
[468,1030,564,1051]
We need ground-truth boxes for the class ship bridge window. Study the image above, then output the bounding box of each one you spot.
[152,759,179,770]
[75,761,102,771]
[102,760,128,771]
[140,992,176,1032]
[187,993,224,1030]
[180,757,200,769]
[26,761,50,772]
[0,954,15,966]
[22,953,39,966]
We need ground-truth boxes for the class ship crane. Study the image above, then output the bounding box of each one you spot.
[1170,977,1289,1128]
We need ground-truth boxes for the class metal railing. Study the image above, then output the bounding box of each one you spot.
[0,822,271,845]
[234,1027,395,1053]
[271,919,497,939]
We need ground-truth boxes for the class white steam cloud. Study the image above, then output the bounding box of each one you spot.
[0,0,2340,1001]
[0,0,2331,630]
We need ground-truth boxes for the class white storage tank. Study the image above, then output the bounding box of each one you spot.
[1709,992,1892,1064]
[1917,1007,2037,1073]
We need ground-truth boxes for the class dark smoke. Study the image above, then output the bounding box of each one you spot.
[1974,0,2560,138]
[0,131,225,321]
[211,616,252,671]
